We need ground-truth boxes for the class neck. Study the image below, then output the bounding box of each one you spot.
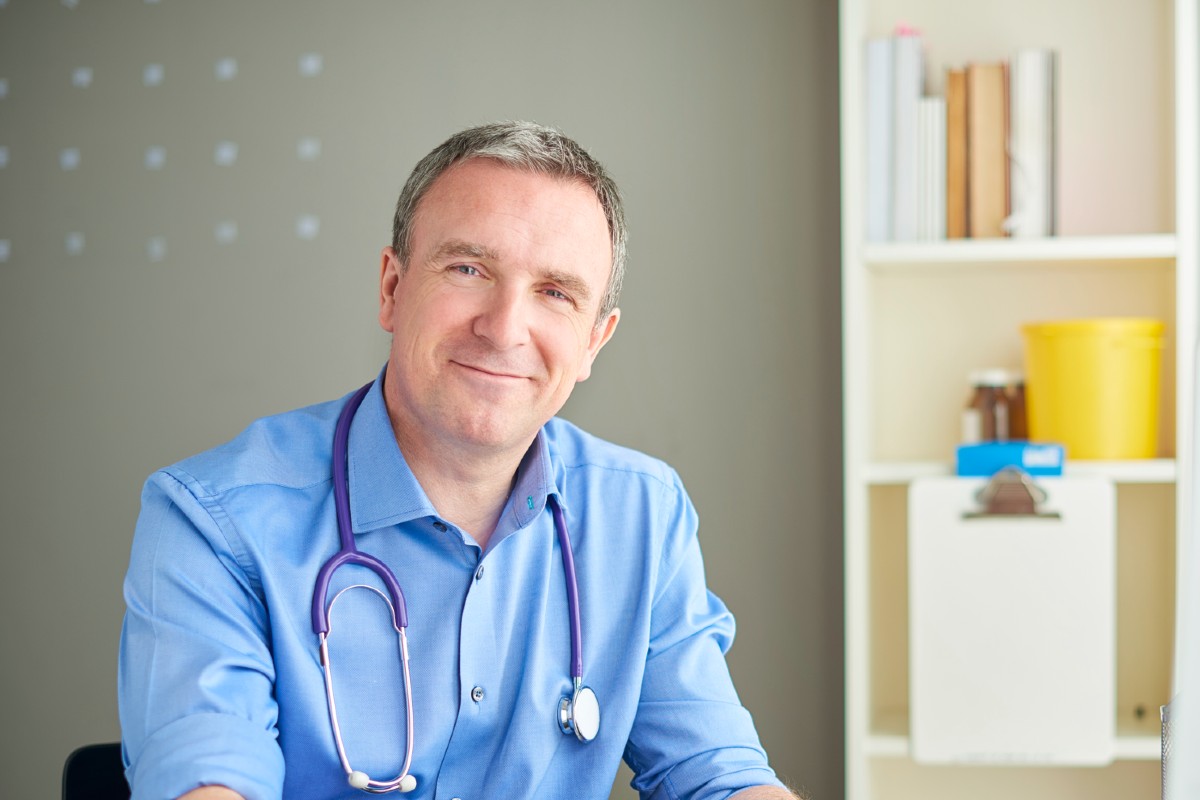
[388,419,528,552]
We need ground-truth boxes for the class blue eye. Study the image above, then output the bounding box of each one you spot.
[453,264,480,276]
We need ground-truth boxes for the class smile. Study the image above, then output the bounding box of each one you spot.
[453,361,529,381]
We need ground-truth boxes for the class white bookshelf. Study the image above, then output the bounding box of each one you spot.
[839,1,1198,798]
[865,234,1178,266]
[862,459,1179,485]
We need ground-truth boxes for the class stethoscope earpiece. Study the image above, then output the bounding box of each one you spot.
[346,770,417,794]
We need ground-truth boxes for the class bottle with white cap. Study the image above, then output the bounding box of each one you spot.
[963,368,1016,443]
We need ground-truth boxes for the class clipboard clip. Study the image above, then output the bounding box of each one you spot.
[963,466,1061,520]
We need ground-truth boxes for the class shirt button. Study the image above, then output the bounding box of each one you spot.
[471,686,485,702]
[432,521,447,532]
[474,564,485,581]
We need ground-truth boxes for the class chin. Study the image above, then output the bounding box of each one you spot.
[451,416,538,452]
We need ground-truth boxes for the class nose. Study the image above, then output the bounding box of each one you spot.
[472,287,531,350]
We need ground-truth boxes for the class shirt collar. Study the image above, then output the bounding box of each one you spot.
[346,370,561,536]
[503,427,556,532]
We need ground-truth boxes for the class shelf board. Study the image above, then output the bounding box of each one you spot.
[863,234,1177,266]
[862,459,1177,485]
[867,712,1163,761]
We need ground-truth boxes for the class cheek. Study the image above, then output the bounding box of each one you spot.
[548,327,597,380]
[396,290,466,336]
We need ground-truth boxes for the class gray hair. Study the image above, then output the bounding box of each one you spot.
[391,121,626,323]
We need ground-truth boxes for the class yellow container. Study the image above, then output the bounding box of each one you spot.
[1020,318,1164,459]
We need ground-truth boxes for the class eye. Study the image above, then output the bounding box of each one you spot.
[450,264,481,278]
[543,287,571,302]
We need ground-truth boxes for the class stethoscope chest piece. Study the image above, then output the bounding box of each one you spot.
[559,683,600,743]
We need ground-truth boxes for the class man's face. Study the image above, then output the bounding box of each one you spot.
[378,158,620,459]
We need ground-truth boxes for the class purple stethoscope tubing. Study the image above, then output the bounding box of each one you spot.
[549,497,584,681]
[312,381,597,792]
[311,381,408,636]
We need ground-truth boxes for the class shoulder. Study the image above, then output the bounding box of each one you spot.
[544,417,682,495]
[159,395,344,499]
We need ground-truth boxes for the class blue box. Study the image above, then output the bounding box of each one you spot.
[955,442,1065,477]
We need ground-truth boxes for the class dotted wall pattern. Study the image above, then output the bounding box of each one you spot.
[0,0,347,267]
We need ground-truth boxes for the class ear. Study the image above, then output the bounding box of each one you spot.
[378,247,403,332]
[576,308,621,383]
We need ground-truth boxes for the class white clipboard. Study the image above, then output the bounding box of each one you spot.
[908,471,1116,765]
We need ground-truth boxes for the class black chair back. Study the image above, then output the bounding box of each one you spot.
[63,742,130,800]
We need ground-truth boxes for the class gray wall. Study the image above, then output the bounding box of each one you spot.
[0,2,841,798]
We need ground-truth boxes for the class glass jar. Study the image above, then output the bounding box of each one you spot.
[963,368,1018,443]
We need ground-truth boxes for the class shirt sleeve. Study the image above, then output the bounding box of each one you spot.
[622,472,785,800]
[119,469,285,800]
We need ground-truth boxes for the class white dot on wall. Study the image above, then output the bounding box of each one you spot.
[298,52,324,77]
[0,146,8,168]
[214,141,238,166]
[214,221,238,244]
[144,0,161,4]
[142,63,164,87]
[296,137,321,161]
[214,58,238,81]
[0,78,8,99]
[59,148,81,171]
[61,0,79,8]
[296,215,320,240]
[65,231,85,255]
[147,236,167,262]
[0,240,10,262]
[71,67,93,88]
[144,146,166,170]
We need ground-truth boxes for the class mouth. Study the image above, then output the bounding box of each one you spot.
[452,361,528,381]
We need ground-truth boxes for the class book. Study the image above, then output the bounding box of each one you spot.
[891,33,924,241]
[966,61,1009,238]
[1005,49,1057,238]
[865,37,894,242]
[945,68,967,238]
[917,97,947,241]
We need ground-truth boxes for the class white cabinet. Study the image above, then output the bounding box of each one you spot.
[839,1,1199,797]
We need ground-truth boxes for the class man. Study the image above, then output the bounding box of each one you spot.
[119,122,799,800]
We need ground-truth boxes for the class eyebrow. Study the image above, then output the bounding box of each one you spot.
[429,239,501,263]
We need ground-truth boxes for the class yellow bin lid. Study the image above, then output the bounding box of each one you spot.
[1021,317,1164,340]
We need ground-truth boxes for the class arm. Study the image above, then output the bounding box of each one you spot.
[731,788,805,799]
[623,473,795,799]
[120,470,285,799]
[178,789,246,800]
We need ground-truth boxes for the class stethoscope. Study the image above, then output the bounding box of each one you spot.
[311,382,600,794]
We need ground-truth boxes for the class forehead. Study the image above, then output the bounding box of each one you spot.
[417,160,607,240]
[412,158,613,279]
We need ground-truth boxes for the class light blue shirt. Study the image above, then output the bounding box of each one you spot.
[119,377,782,800]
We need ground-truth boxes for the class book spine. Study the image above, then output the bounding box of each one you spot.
[918,96,947,241]
[966,61,1010,238]
[892,33,924,242]
[945,68,967,239]
[865,37,894,242]
[1006,49,1057,237]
